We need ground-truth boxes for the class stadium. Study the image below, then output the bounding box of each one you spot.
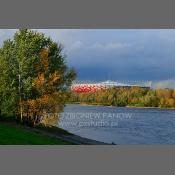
[71,80,151,93]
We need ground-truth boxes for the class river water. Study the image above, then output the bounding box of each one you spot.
[58,104,175,144]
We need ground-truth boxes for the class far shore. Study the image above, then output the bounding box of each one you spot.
[66,102,175,110]
[126,106,175,110]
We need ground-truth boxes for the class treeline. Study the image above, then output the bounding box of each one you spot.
[68,87,175,108]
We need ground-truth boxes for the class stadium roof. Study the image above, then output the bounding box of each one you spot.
[72,80,151,88]
[98,80,132,87]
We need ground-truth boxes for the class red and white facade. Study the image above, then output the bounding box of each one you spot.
[71,80,151,93]
[71,83,108,93]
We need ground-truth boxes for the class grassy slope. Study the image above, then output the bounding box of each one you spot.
[0,123,72,145]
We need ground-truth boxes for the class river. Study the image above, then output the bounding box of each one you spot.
[58,104,175,144]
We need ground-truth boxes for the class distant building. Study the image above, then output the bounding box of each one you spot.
[71,80,150,93]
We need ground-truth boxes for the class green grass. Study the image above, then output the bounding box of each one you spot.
[0,123,72,145]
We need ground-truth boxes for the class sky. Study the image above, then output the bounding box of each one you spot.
[0,29,175,88]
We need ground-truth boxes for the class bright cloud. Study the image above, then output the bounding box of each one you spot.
[90,42,131,50]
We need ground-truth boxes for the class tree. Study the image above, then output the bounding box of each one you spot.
[22,49,74,126]
[0,29,76,123]
[166,98,175,108]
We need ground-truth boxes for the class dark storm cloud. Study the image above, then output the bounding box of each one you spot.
[66,33,175,82]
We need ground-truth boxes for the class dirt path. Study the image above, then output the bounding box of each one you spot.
[26,127,111,145]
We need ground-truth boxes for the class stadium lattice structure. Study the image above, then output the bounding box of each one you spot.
[71,80,151,93]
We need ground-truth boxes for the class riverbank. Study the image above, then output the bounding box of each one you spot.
[126,105,175,110]
[67,102,175,110]
[0,120,109,145]
[29,125,110,145]
[67,102,114,107]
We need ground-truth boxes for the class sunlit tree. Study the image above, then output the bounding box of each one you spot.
[0,29,76,124]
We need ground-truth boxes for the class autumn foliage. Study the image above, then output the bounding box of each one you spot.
[22,49,71,126]
[69,87,175,108]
